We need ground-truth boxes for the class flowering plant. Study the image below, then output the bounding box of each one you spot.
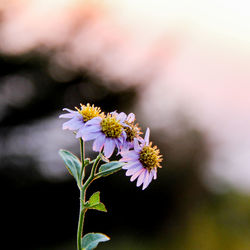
[59,103,163,250]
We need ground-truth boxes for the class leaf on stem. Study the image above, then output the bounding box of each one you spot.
[86,191,107,212]
[81,233,110,250]
[100,154,110,163]
[96,161,124,178]
[59,149,81,186]
[89,191,100,205]
[90,203,107,212]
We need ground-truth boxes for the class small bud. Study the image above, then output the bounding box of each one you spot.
[84,158,90,166]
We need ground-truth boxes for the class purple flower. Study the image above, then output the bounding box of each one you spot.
[76,112,127,158]
[120,128,162,190]
[122,113,142,150]
[59,108,84,131]
[59,103,104,132]
[112,111,142,150]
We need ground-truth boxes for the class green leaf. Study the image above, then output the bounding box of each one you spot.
[100,154,110,163]
[96,161,124,178]
[59,149,81,185]
[82,233,110,250]
[91,203,107,212]
[86,192,107,212]
[89,192,100,206]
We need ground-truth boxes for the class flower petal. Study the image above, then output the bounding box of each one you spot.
[144,128,150,146]
[142,170,153,190]
[136,169,147,187]
[59,108,79,118]
[76,124,100,138]
[120,142,130,151]
[93,134,106,152]
[122,160,141,170]
[117,112,127,122]
[103,138,116,158]
[153,168,157,180]
[130,168,144,182]
[62,108,77,113]
[120,155,139,162]
[121,131,127,141]
[62,117,84,130]
[126,142,134,150]
[133,138,141,153]
[83,132,101,141]
[85,117,102,126]
[126,165,143,176]
[127,113,135,123]
[59,113,76,119]
[83,124,102,133]
[138,136,144,143]
[76,126,100,140]
[60,114,72,119]
[114,139,122,154]
[120,150,139,159]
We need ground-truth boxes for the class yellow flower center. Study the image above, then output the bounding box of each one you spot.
[124,122,141,142]
[76,103,103,122]
[139,143,162,170]
[100,114,123,138]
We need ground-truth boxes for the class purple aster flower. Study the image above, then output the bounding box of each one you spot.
[120,128,162,190]
[110,111,142,150]
[120,112,142,150]
[76,112,127,158]
[59,103,104,132]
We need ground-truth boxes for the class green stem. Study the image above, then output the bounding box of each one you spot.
[82,153,102,191]
[77,153,102,250]
[77,138,85,250]
[79,138,85,183]
[77,194,86,250]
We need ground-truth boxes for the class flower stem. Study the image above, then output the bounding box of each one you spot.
[77,138,86,250]
[77,193,86,250]
[79,138,85,183]
[77,151,102,250]
[82,153,102,191]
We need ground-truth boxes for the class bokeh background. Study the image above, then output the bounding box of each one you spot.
[1,1,250,249]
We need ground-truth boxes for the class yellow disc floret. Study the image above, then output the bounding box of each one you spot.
[139,142,162,170]
[101,114,123,138]
[124,122,141,142]
[76,103,104,122]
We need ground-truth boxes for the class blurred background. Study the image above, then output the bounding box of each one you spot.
[1,0,250,249]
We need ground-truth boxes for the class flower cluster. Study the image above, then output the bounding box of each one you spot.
[60,103,162,189]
